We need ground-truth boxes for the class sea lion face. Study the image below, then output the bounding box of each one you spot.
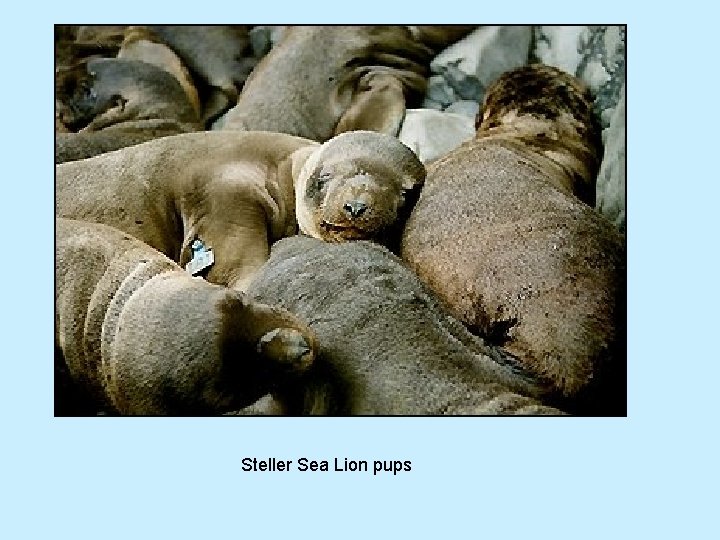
[296,131,426,244]
[55,58,127,131]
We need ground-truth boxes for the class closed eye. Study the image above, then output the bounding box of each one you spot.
[316,172,332,189]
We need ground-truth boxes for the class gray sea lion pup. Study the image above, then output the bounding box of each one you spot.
[56,130,424,290]
[245,236,565,415]
[219,25,475,141]
[55,218,318,416]
[400,65,626,414]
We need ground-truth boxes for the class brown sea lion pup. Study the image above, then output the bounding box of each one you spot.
[55,54,202,162]
[55,218,317,416]
[56,130,424,291]
[219,25,475,141]
[55,56,201,133]
[242,236,564,415]
[400,64,626,415]
[147,25,257,125]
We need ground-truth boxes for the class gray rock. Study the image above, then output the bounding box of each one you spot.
[444,99,480,119]
[430,26,533,106]
[596,84,626,232]
[398,109,476,164]
[533,25,626,230]
[424,74,458,107]
[533,25,626,131]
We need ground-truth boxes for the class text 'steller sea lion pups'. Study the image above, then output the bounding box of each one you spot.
[401,64,626,415]
[55,218,317,416]
[56,130,425,290]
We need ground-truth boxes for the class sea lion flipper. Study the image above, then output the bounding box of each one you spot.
[334,73,406,137]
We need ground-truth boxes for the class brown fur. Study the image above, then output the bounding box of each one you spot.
[117,26,202,118]
[56,130,423,290]
[243,236,564,415]
[220,25,475,141]
[55,218,317,415]
[401,65,625,414]
[55,25,128,71]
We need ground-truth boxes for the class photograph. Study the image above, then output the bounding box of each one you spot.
[54,24,627,417]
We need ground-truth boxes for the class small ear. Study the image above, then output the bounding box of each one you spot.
[334,72,406,137]
[401,172,425,192]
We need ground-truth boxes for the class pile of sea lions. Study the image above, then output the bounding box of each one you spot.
[55,25,626,416]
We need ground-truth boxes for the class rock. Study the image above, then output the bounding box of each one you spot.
[427,26,533,109]
[596,84,626,232]
[532,25,590,77]
[533,25,626,231]
[444,100,480,119]
[398,109,476,164]
[424,74,458,107]
[532,25,626,131]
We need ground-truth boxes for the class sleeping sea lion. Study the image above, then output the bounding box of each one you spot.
[55,218,317,416]
[243,236,564,415]
[400,64,626,415]
[55,53,201,162]
[219,25,475,141]
[56,130,425,290]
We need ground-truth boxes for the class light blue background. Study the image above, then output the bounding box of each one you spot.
[2,2,717,538]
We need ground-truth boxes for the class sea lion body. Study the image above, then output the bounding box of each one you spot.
[400,65,625,414]
[246,236,563,415]
[147,25,256,124]
[220,25,475,141]
[55,218,317,415]
[57,130,424,290]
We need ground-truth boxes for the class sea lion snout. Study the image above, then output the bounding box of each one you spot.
[257,327,315,372]
[343,200,368,218]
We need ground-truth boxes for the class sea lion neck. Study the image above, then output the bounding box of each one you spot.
[474,112,601,205]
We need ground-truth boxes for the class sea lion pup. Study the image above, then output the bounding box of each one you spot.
[55,218,317,416]
[117,26,202,118]
[55,55,201,133]
[243,236,564,415]
[400,65,626,415]
[147,25,256,125]
[56,130,424,290]
[219,25,475,141]
[55,53,202,163]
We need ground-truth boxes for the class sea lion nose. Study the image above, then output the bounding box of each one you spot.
[257,328,314,370]
[343,200,367,218]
